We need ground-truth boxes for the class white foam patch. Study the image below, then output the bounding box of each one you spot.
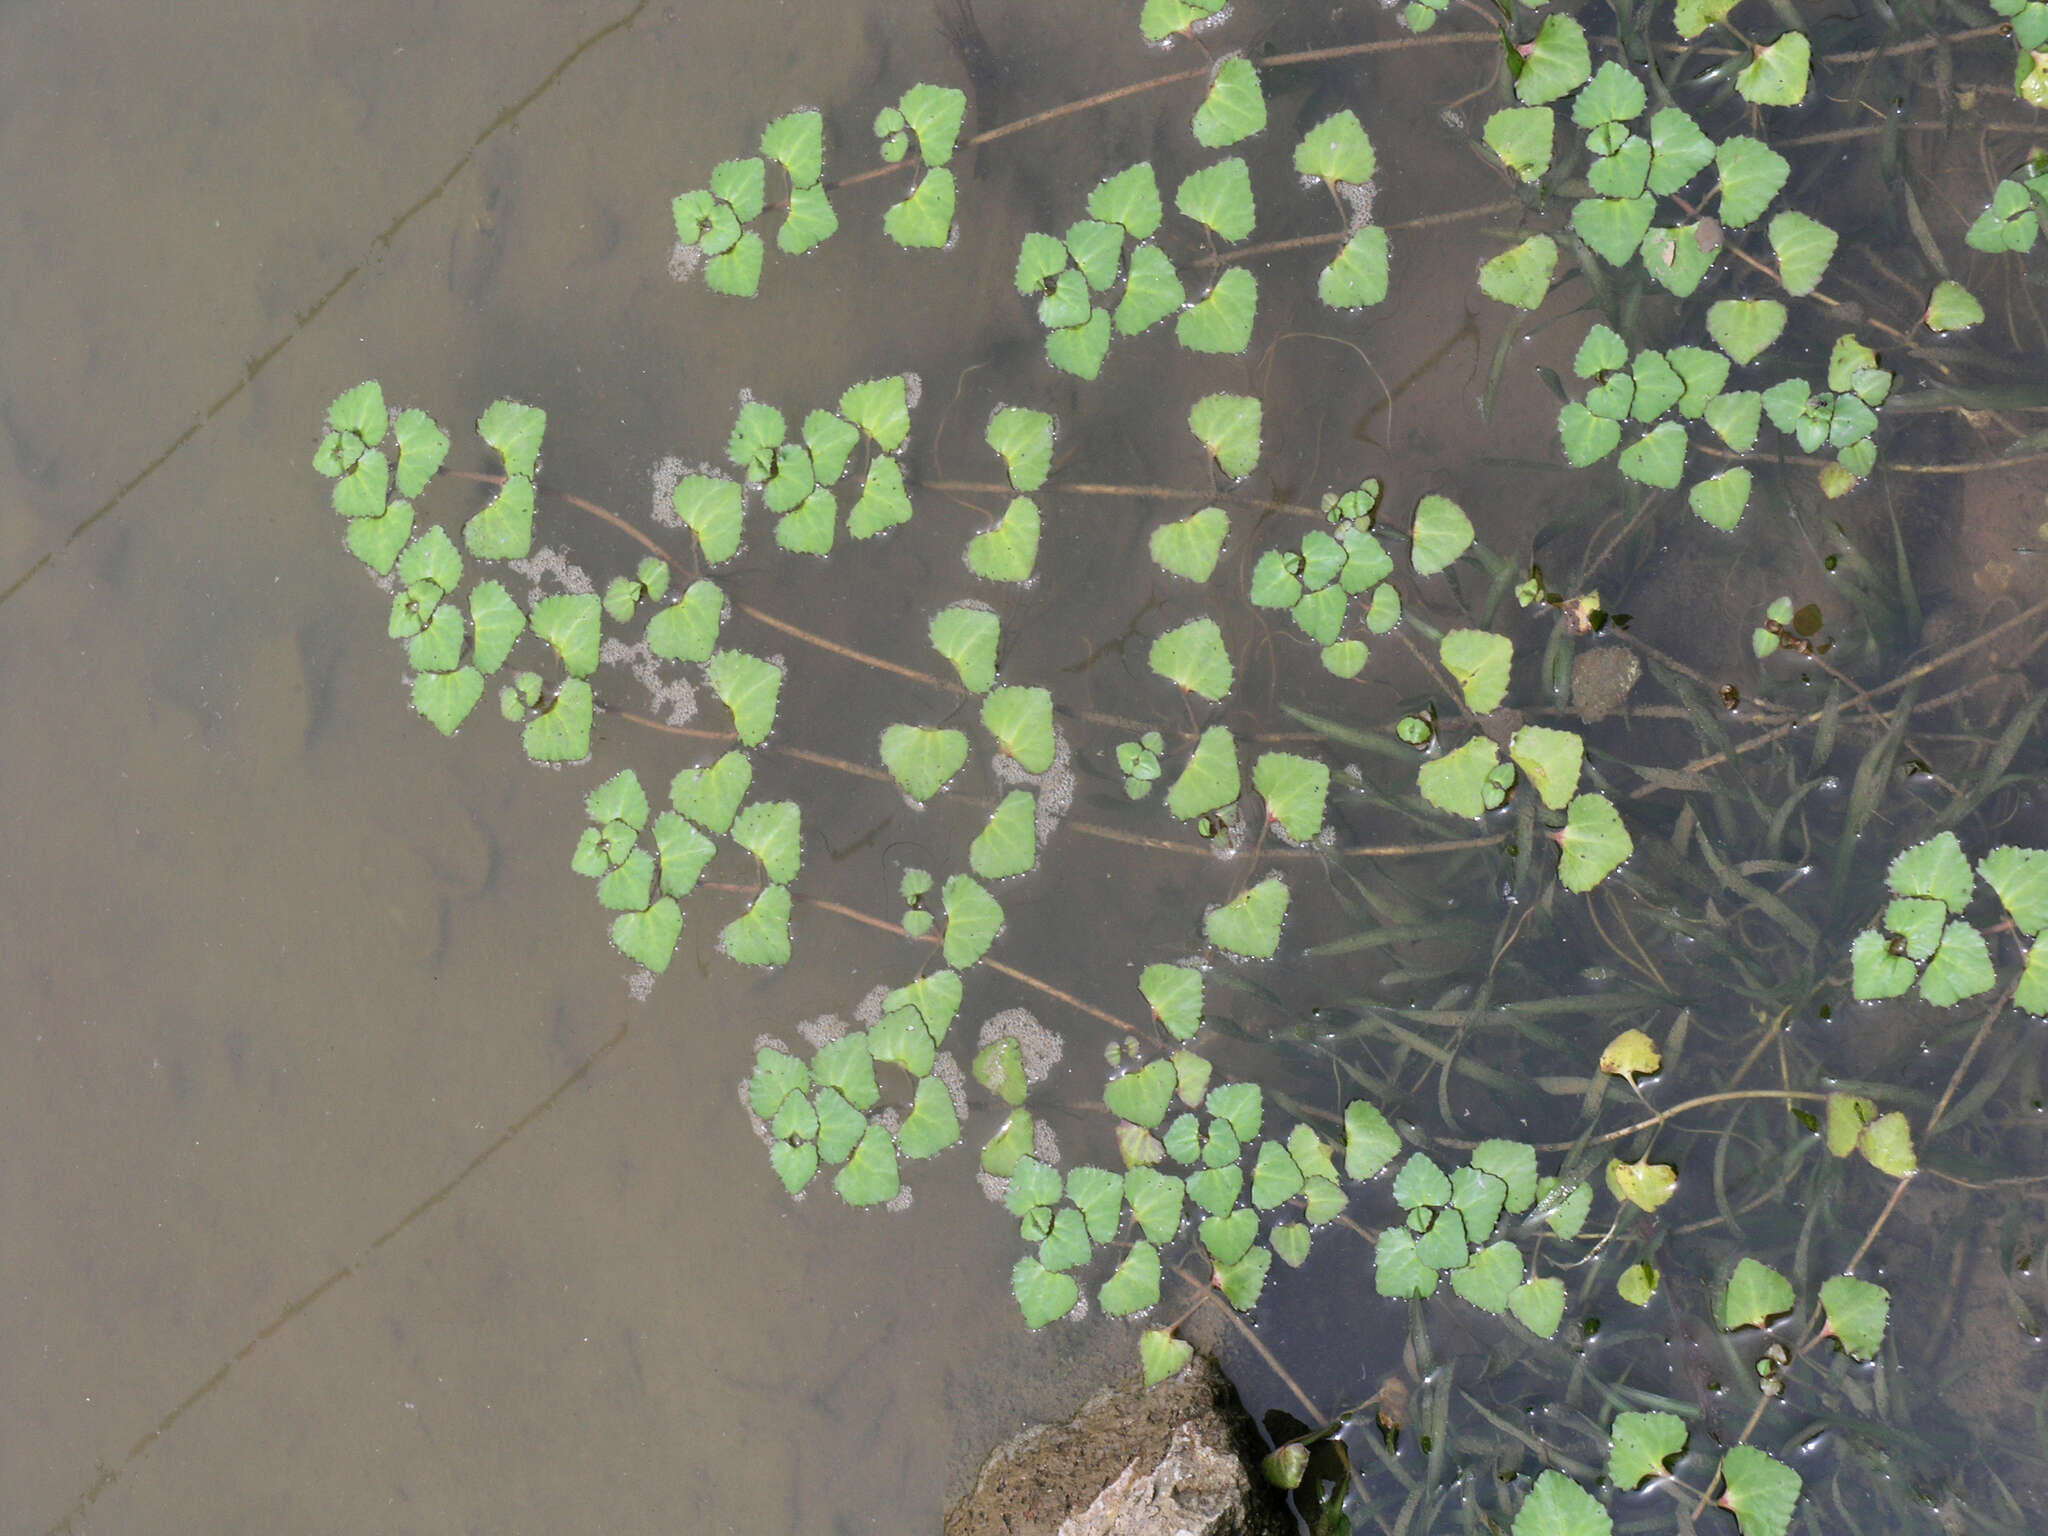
[1031,1117,1060,1166]
[600,634,698,726]
[886,1184,915,1213]
[650,456,688,525]
[668,241,704,283]
[978,1007,1063,1083]
[931,1051,968,1120]
[992,728,1076,850]
[509,545,595,601]
[903,372,923,412]
[627,967,657,1002]
[1340,179,1378,232]
[851,984,893,1030]
[797,1013,849,1051]
[978,1169,1009,1204]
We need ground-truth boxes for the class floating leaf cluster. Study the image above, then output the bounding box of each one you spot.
[1850,832,2048,1013]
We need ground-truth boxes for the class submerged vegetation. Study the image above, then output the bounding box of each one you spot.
[310,0,2048,1529]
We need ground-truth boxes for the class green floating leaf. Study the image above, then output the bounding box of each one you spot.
[1558,404,1621,467]
[885,168,956,248]
[1889,831,1974,912]
[1515,15,1591,106]
[1859,1111,1917,1176]
[837,375,911,454]
[900,82,967,166]
[1189,393,1261,479]
[332,448,389,521]
[942,874,1004,968]
[1270,1224,1312,1269]
[1609,1411,1687,1490]
[1111,241,1182,334]
[1167,726,1240,821]
[1981,846,2048,935]
[1720,1447,1800,1536]
[1252,751,1329,840]
[1648,108,1716,195]
[1927,279,1985,331]
[1106,1059,1178,1129]
[1675,0,1740,33]
[1819,1274,1889,1360]
[411,666,484,735]
[1141,963,1204,1041]
[1194,56,1265,148]
[970,790,1037,880]
[1480,235,1557,309]
[1440,629,1513,714]
[1573,194,1655,266]
[1575,60,1647,126]
[1921,920,1994,1006]
[1738,32,1810,106]
[880,724,969,803]
[1850,928,1913,1000]
[1419,737,1501,821]
[1177,267,1257,354]
[966,497,1040,583]
[1559,792,1632,892]
[670,751,750,837]
[1150,506,1228,582]
[523,678,594,762]
[968,689,1049,778]
[611,896,683,973]
[1706,390,1763,452]
[929,604,1000,694]
[1044,307,1111,380]
[1411,493,1475,576]
[842,456,909,541]
[647,579,725,664]
[1140,0,1226,39]
[706,649,782,746]
[1716,136,1791,226]
[1510,1277,1566,1337]
[1098,1241,1162,1317]
[1689,468,1752,531]
[895,1075,961,1160]
[1966,179,2042,254]
[1344,1102,1401,1180]
[328,379,389,448]
[1641,222,1718,296]
[1768,209,1838,295]
[1214,1245,1271,1310]
[761,108,825,187]
[1015,1261,1081,1335]
[1708,299,1788,364]
[1251,1140,1304,1210]
[1451,1240,1523,1313]
[1509,726,1583,811]
[524,592,596,679]
[388,407,448,498]
[1175,157,1256,242]
[732,799,801,885]
[1138,1327,1193,1385]
[1294,109,1377,184]
[673,475,744,565]
[1091,162,1163,240]
[814,1087,866,1164]
[1513,1470,1611,1536]
[479,399,546,480]
[1150,618,1234,702]
[1319,225,1388,309]
[1722,1256,1796,1329]
[344,494,413,574]
[986,407,1054,493]
[711,156,767,222]
[1038,1206,1092,1271]
[1208,1082,1262,1142]
[1485,106,1554,183]
[1204,875,1289,959]
[831,1121,898,1207]
[1374,1228,1437,1299]
[721,883,792,967]
[1618,420,1687,489]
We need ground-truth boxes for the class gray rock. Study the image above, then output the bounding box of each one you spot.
[946,1352,1294,1536]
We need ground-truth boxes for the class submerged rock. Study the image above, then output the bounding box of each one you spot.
[945,1352,1293,1536]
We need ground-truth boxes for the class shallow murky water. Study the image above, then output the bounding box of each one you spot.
[6,1,2046,1532]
